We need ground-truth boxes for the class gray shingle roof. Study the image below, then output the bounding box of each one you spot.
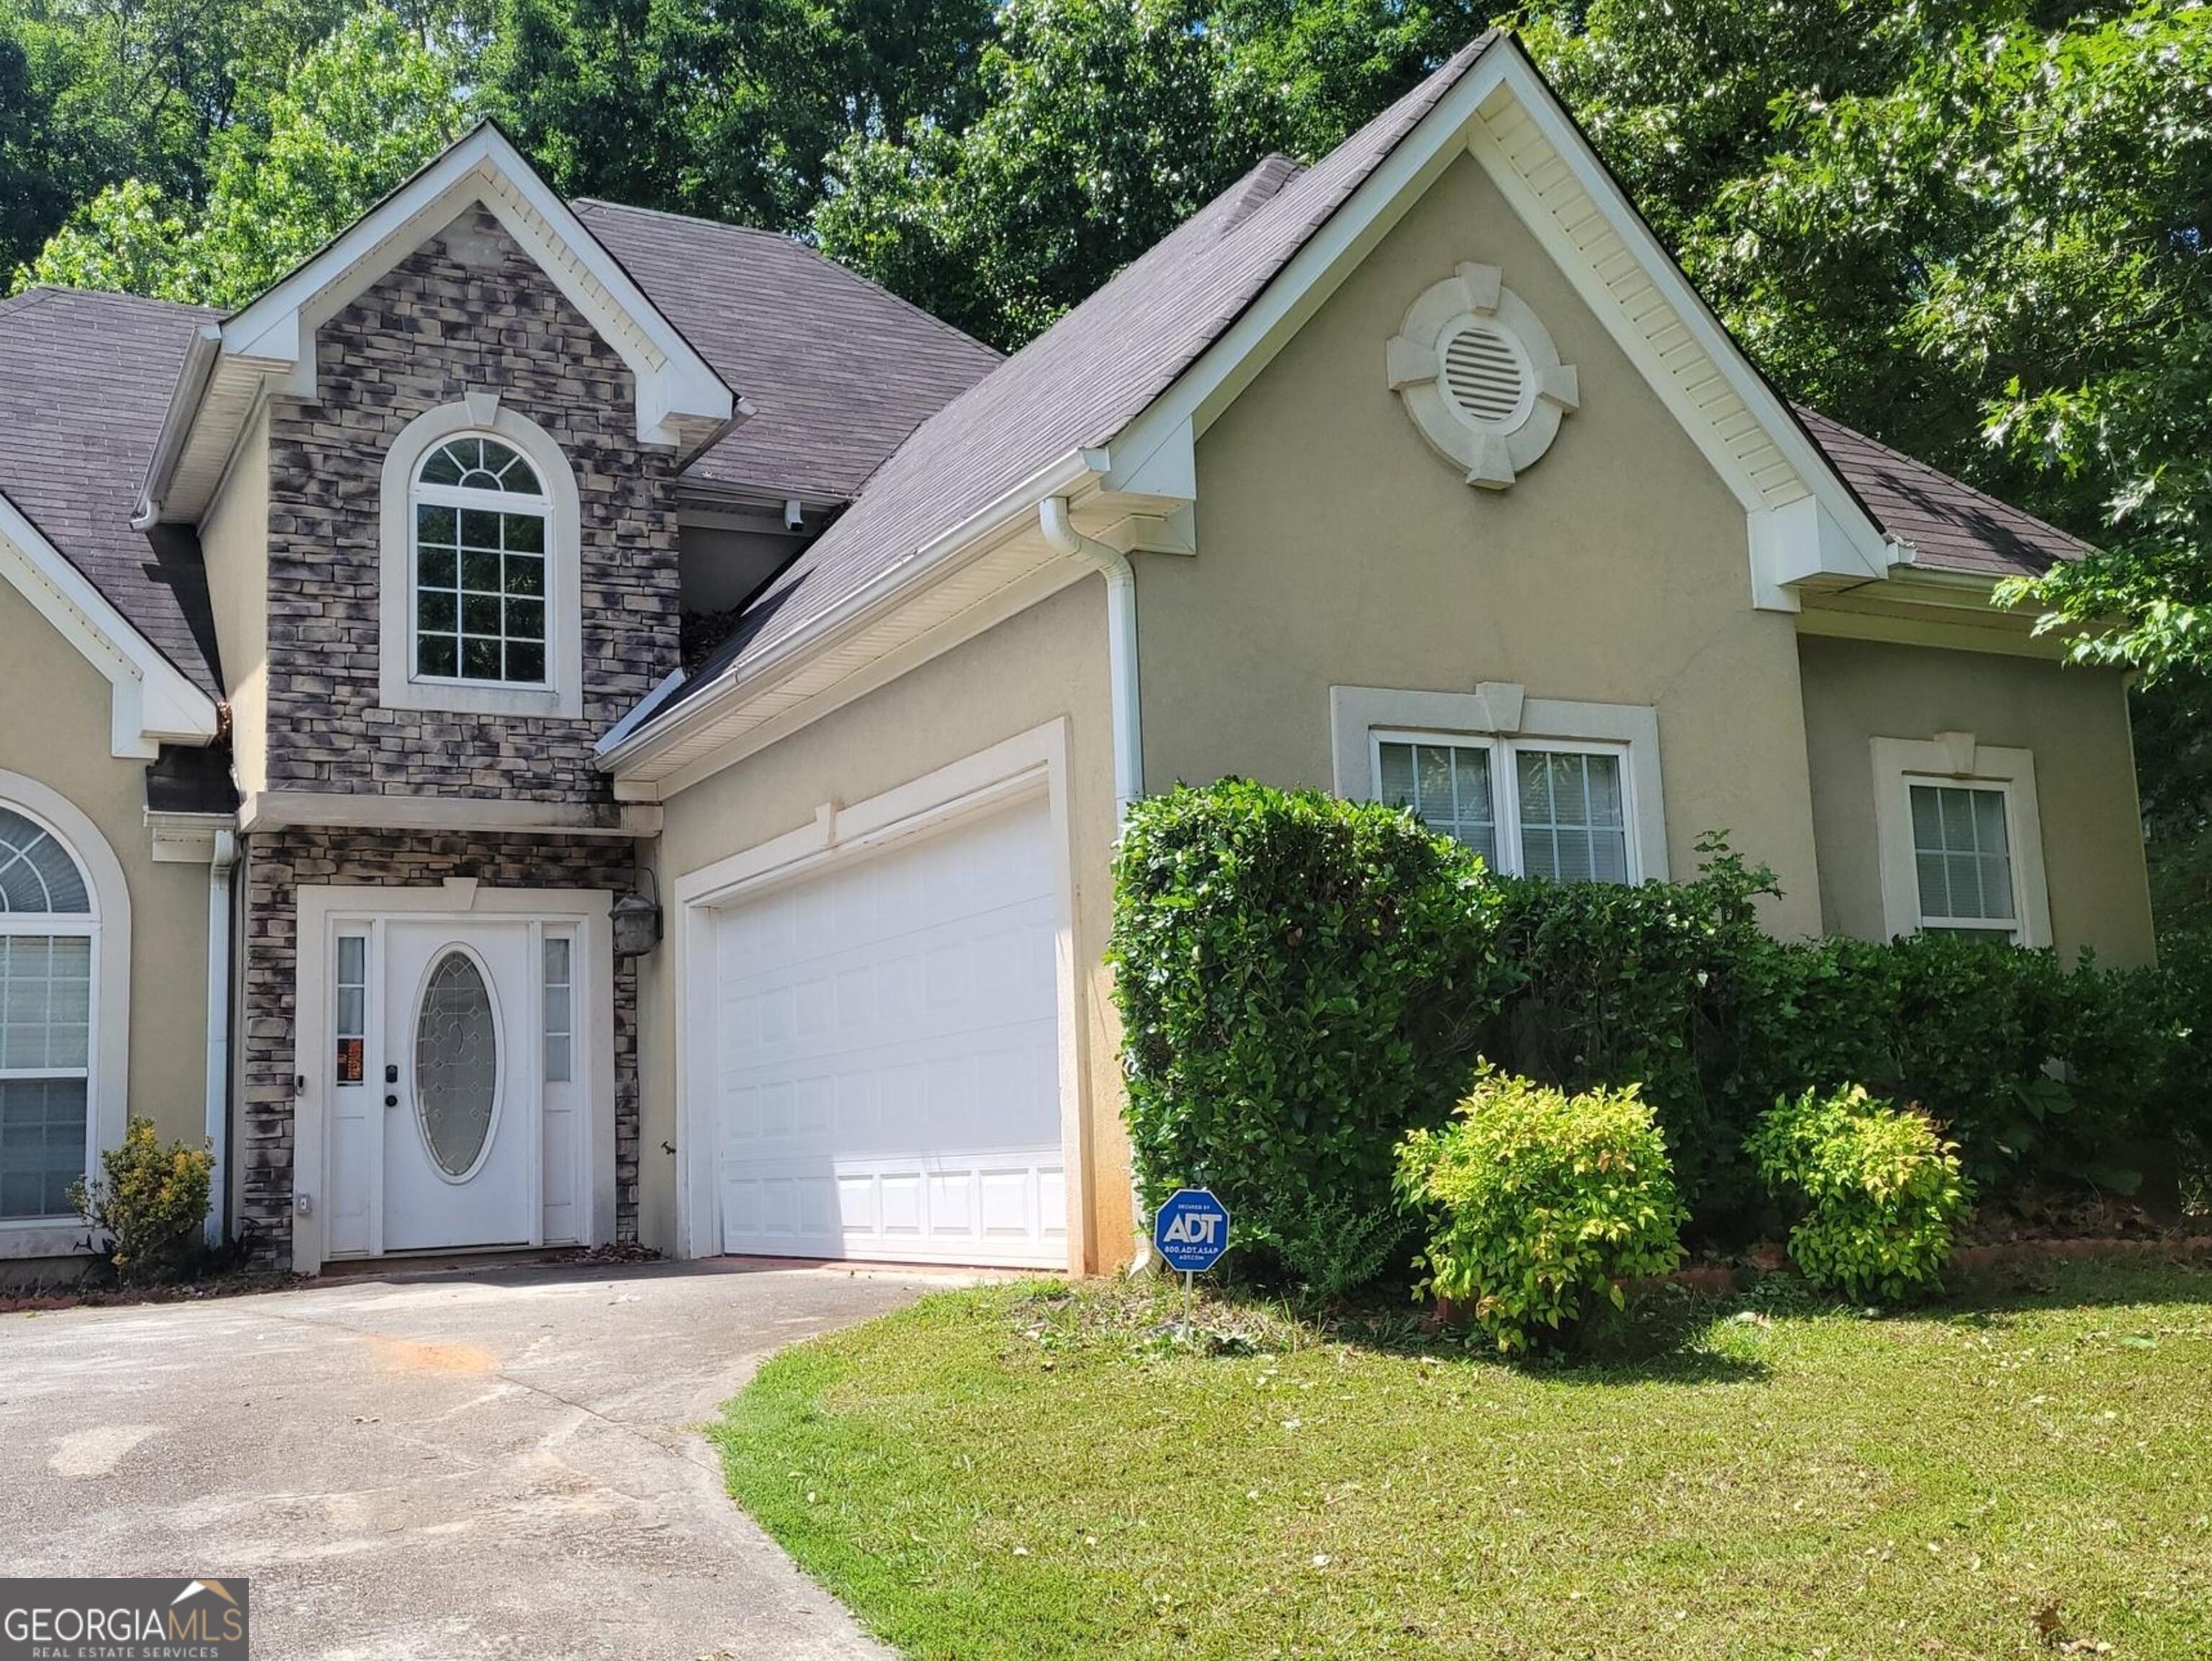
[1794,406,2090,579]
[679,33,1506,699]
[0,288,224,694]
[574,200,1001,503]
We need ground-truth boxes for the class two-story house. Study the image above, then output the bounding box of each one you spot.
[0,34,2152,1275]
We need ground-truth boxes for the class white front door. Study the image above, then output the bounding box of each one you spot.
[379,919,537,1253]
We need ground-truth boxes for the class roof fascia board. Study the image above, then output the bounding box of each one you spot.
[1105,49,1513,492]
[1474,51,1891,579]
[0,495,222,757]
[151,126,735,521]
[602,448,1105,776]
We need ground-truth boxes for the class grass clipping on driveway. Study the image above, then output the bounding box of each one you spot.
[714,1263,2212,1659]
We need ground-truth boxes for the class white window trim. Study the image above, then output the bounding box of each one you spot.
[1871,734,2051,948]
[379,397,583,719]
[1330,683,1668,882]
[0,771,131,1257]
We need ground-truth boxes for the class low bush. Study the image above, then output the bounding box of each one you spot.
[1110,781,1514,1270]
[1748,1086,1970,1302]
[70,1117,213,1285]
[1396,1069,1687,1353]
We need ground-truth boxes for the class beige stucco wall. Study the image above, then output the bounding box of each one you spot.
[1152,152,1825,934]
[198,406,270,797]
[0,579,212,1146]
[642,578,1127,1267]
[1797,634,2154,962]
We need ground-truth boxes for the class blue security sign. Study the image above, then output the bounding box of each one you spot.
[1152,1187,1231,1273]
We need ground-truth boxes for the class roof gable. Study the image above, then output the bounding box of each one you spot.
[143,123,739,526]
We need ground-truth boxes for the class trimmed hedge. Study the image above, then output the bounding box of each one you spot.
[1108,781,1513,1271]
[1111,781,2209,1261]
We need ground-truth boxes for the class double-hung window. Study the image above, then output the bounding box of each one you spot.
[1871,736,2050,948]
[1374,732,1637,882]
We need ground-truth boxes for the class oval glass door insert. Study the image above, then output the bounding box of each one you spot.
[415,949,498,1177]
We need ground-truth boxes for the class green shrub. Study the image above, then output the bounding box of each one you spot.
[1748,1086,1970,1303]
[1110,783,2206,1259]
[1110,781,1513,1267]
[1485,836,1779,1218]
[1273,1192,1414,1304]
[69,1117,213,1285]
[1395,1069,1687,1353]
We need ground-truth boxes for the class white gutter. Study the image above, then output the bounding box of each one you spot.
[203,827,237,1249]
[1038,497,1143,821]
[1038,496,1156,1273]
[133,323,224,529]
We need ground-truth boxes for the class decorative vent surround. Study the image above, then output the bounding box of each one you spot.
[1386,262,1578,490]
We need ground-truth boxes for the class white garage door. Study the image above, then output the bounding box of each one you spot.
[710,792,1069,1267]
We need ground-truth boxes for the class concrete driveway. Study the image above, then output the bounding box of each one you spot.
[0,1259,938,1659]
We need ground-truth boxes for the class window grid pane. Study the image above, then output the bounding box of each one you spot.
[0,934,90,1072]
[415,500,550,687]
[543,936,573,1084]
[1378,740,1497,867]
[1909,784,2015,925]
[0,1076,88,1218]
[1517,750,1629,883]
[335,934,367,1084]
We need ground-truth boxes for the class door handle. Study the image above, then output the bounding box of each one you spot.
[384,1094,399,1109]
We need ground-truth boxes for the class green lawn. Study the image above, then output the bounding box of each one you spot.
[714,1262,2212,1660]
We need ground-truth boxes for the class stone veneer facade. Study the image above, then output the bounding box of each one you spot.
[236,208,682,1264]
[263,205,682,800]
[239,830,645,1262]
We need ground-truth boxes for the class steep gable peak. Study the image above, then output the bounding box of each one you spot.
[141,121,741,527]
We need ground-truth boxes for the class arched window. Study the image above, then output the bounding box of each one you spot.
[411,435,551,686]
[0,805,97,1221]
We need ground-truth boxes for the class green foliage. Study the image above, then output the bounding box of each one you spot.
[1107,780,1513,1268]
[815,0,1257,348]
[1113,784,2211,1256]
[1395,1068,1687,1353]
[1748,1086,1970,1303]
[1485,836,1777,1215]
[483,0,994,236]
[1272,1190,1413,1305]
[17,9,470,306]
[68,1116,213,1285]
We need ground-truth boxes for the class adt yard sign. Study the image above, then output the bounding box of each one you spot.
[1153,1187,1231,1274]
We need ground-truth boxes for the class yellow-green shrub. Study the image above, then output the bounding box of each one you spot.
[1747,1086,1970,1302]
[1395,1069,1687,1352]
[69,1116,213,1285]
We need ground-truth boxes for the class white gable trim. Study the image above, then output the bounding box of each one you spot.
[0,493,221,758]
[143,123,740,525]
[1105,38,1895,611]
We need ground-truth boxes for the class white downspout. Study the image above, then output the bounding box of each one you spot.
[1038,497,1157,1272]
[203,828,237,1249]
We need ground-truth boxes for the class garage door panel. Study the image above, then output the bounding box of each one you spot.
[712,793,1068,1267]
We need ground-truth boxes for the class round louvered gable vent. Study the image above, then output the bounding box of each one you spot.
[1441,321,1528,426]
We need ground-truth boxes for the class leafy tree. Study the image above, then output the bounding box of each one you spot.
[482,0,997,233]
[815,0,1266,348]
[17,9,472,306]
[0,0,362,273]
